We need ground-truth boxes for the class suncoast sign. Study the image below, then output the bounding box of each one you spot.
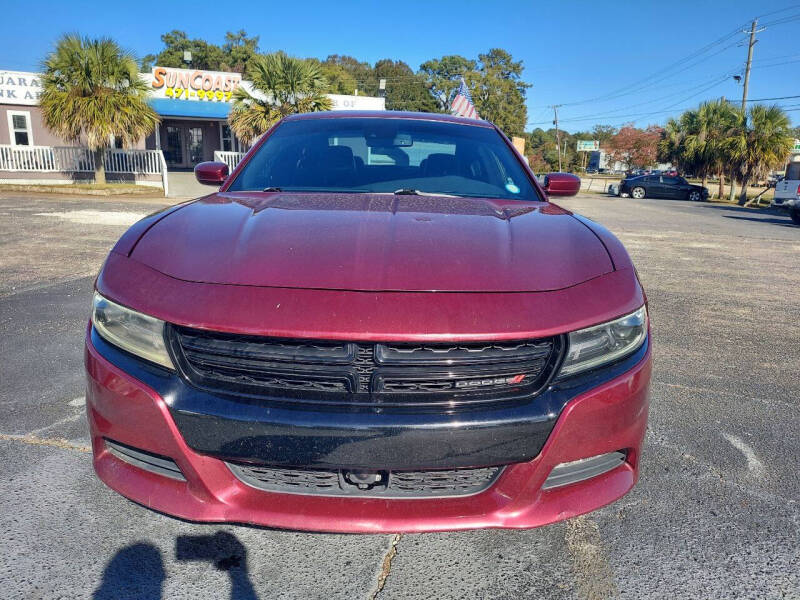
[149,67,242,102]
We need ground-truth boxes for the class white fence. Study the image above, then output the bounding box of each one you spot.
[0,145,163,174]
[214,151,246,171]
[0,145,168,193]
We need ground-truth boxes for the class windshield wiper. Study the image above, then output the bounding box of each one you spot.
[392,188,461,198]
[262,186,282,192]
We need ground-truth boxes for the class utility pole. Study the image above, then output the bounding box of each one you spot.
[552,105,562,172]
[741,19,758,110]
[731,19,763,202]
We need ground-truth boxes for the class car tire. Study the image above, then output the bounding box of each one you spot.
[631,187,646,199]
[688,190,701,202]
[791,208,800,226]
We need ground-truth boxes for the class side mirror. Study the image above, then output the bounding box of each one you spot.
[194,161,229,186]
[543,172,581,197]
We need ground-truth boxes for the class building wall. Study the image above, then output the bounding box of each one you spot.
[0,104,68,147]
[0,104,147,149]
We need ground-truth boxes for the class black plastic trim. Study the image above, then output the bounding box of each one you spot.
[105,438,186,481]
[90,326,648,471]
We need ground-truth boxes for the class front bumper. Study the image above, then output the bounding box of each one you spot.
[85,326,651,533]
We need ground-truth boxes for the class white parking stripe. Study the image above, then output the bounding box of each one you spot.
[722,433,766,478]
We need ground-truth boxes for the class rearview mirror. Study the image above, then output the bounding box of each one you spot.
[194,161,229,186]
[543,172,581,197]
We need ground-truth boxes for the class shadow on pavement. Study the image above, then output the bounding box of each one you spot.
[93,531,258,600]
[722,215,797,227]
[93,543,164,600]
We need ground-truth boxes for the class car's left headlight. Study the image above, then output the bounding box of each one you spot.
[91,292,174,369]
[558,306,648,377]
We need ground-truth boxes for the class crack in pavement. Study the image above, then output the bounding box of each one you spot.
[0,432,91,453]
[369,533,402,599]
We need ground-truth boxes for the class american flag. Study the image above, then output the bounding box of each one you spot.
[451,77,479,119]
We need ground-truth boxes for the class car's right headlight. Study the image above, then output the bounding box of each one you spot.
[91,292,174,369]
[558,306,648,377]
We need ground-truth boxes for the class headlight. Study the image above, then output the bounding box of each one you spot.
[559,306,648,377]
[91,292,174,369]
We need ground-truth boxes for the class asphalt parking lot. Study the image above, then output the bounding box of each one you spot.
[1,191,798,599]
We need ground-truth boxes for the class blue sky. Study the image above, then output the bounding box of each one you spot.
[3,0,799,132]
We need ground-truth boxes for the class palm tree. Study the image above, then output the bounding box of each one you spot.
[39,35,159,184]
[726,104,793,205]
[228,53,332,145]
[689,100,739,199]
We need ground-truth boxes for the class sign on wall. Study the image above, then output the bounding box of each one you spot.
[0,71,43,105]
[149,67,242,102]
[576,140,600,152]
[327,94,386,111]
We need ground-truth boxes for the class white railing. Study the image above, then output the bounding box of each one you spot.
[214,151,246,171]
[0,145,163,174]
[104,149,162,174]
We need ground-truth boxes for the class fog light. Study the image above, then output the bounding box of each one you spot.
[542,451,626,490]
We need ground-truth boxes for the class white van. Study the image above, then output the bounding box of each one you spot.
[772,159,800,225]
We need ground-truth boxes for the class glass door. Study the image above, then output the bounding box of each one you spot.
[164,126,184,167]
[188,127,204,165]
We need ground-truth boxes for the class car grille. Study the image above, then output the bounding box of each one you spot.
[167,325,562,411]
[226,462,503,498]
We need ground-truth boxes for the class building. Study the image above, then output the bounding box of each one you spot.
[0,67,386,177]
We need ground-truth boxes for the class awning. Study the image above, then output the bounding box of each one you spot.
[148,98,231,119]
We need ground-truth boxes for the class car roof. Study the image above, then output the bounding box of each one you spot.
[283,110,496,128]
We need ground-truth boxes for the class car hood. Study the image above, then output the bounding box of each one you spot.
[129,192,614,292]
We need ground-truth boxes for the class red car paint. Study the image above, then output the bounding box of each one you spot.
[87,111,651,533]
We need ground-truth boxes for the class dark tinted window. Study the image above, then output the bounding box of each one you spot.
[786,162,800,180]
[227,118,541,201]
[662,176,680,185]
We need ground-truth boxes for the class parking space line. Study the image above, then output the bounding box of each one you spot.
[565,516,618,600]
[722,433,766,478]
[27,412,83,437]
[0,432,91,453]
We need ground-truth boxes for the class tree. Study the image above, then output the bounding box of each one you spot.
[312,59,357,95]
[140,30,227,71]
[726,104,793,204]
[324,55,377,96]
[606,124,662,170]
[419,55,477,111]
[222,30,260,73]
[470,49,531,136]
[591,125,617,145]
[228,53,332,144]
[374,59,439,112]
[39,35,159,184]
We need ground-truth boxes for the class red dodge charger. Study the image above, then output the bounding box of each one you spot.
[85,111,651,533]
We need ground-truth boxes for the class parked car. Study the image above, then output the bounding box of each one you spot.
[619,174,709,201]
[86,111,650,533]
[771,161,800,225]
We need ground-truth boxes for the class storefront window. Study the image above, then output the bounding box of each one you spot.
[8,112,32,146]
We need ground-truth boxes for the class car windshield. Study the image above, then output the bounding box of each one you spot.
[226,117,541,201]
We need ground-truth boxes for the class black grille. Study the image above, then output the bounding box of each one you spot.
[227,462,503,498]
[168,325,562,411]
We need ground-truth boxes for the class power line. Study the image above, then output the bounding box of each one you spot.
[524,94,800,127]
